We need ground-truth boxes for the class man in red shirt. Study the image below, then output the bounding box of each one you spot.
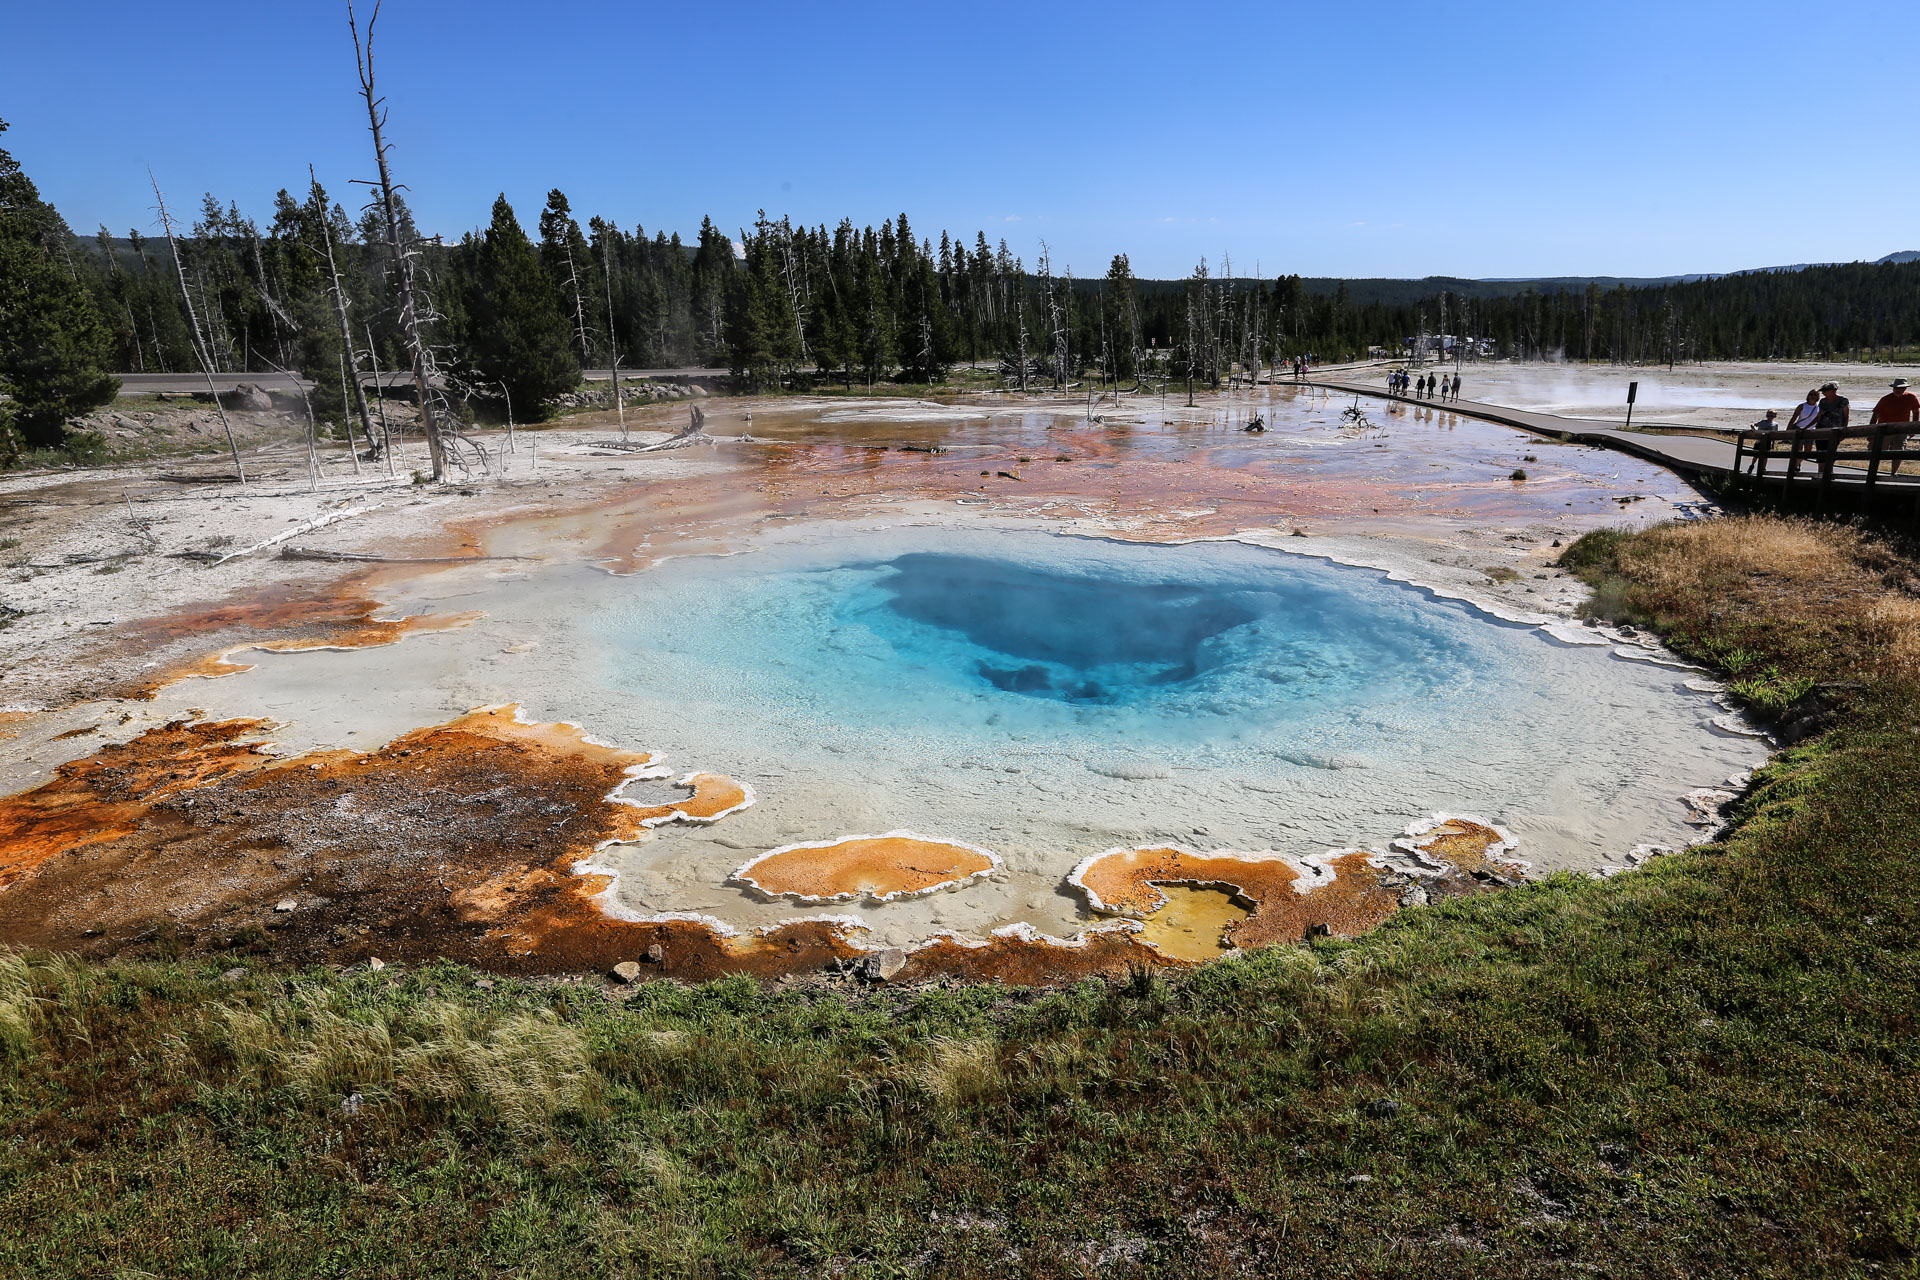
[1870,377,1920,475]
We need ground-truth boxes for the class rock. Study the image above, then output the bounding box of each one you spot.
[610,961,643,984]
[221,382,275,412]
[1344,1174,1374,1187]
[645,943,665,964]
[1365,1097,1401,1119]
[1399,885,1430,908]
[366,957,386,971]
[475,979,494,990]
[861,947,909,981]
[1306,923,1332,938]
[274,898,298,913]
[221,966,247,982]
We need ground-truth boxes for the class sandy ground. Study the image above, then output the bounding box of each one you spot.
[1350,359,1920,432]
[0,381,1771,969]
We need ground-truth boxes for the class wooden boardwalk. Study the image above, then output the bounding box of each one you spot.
[1314,378,1920,518]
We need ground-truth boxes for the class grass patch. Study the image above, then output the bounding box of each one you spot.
[2,513,1918,1275]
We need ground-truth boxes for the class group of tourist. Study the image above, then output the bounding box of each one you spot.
[1746,377,1920,476]
[1390,369,1461,402]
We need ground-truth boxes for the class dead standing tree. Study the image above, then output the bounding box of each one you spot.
[1037,242,1065,391]
[310,166,384,472]
[598,226,628,442]
[150,173,246,483]
[348,0,448,481]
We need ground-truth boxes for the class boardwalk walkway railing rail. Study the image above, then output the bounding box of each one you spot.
[1732,424,1920,508]
[1318,376,1920,522]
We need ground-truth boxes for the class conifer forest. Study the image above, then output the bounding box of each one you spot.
[6,114,1920,453]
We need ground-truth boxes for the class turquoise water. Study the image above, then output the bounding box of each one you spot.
[848,546,1477,721]
[601,528,1527,762]
[574,522,1758,901]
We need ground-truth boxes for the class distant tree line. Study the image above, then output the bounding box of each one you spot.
[8,124,1920,456]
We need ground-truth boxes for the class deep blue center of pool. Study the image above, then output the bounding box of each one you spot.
[878,553,1260,702]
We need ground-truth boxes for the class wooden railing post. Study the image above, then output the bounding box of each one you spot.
[1866,426,1884,499]
[1817,429,1836,516]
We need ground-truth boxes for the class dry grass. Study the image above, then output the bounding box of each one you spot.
[903,1036,1001,1110]
[210,989,596,1134]
[1564,515,1920,692]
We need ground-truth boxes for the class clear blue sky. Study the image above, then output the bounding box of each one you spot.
[7,0,1913,280]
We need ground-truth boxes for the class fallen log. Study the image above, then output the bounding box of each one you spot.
[279,545,536,564]
[202,505,382,566]
[159,471,286,485]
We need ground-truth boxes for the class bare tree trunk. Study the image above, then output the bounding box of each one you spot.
[338,349,363,475]
[349,0,446,480]
[1014,291,1029,393]
[312,165,380,463]
[562,239,593,365]
[601,233,627,442]
[365,323,397,471]
[151,173,246,484]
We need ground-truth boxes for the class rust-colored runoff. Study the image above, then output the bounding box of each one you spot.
[1073,846,1401,952]
[733,833,998,903]
[0,707,1145,983]
[0,706,1521,986]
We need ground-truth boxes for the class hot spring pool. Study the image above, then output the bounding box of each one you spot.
[164,521,1764,948]
[548,524,1761,943]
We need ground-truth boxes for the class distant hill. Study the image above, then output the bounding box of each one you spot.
[1298,275,1691,305]
[1288,252,1920,306]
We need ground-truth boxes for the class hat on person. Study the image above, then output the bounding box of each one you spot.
[1820,381,1840,391]
[1764,408,1778,417]
[1893,378,1911,389]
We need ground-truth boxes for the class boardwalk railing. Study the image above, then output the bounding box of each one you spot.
[1733,424,1920,508]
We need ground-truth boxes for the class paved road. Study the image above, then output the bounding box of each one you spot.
[1316,379,1920,491]
[111,368,728,396]
[580,368,728,383]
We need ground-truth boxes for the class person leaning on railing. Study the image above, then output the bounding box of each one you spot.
[1788,389,1821,431]
[1813,381,1850,468]
[1777,389,1821,469]
[1870,377,1920,476]
[1747,408,1779,474]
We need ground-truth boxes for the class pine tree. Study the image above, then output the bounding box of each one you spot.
[853,246,893,389]
[0,120,118,455]
[452,195,579,414]
[537,189,600,366]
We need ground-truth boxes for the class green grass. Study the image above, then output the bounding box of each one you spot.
[2,516,1917,1276]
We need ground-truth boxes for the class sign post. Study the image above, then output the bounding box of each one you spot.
[1625,380,1639,431]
